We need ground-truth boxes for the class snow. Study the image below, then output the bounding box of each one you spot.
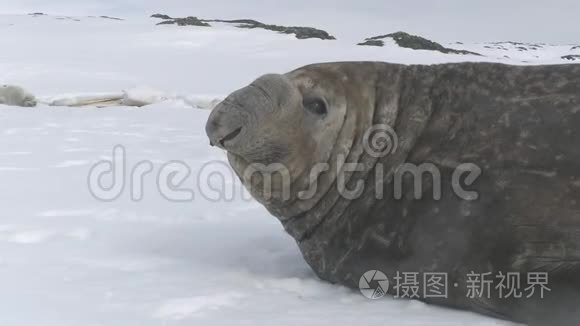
[44,92,125,107]
[1,12,572,325]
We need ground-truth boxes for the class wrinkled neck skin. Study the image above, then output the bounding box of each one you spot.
[230,63,437,246]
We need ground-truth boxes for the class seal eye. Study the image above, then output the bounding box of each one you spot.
[303,98,327,115]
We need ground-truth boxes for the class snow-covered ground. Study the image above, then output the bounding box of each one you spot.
[2,12,576,325]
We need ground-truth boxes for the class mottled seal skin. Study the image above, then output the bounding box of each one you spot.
[0,85,37,107]
[206,62,580,325]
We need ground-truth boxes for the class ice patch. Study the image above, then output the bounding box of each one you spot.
[44,92,124,107]
[1,229,54,244]
[43,122,61,128]
[66,228,91,240]
[55,160,91,168]
[3,128,21,135]
[154,292,245,320]
[36,209,96,218]
[72,256,178,272]
[0,151,31,156]
[62,147,92,153]
[181,95,222,110]
[38,87,221,109]
[121,86,167,107]
[0,166,37,172]
[254,277,348,298]
[0,227,91,244]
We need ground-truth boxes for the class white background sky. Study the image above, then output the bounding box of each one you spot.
[1,0,579,43]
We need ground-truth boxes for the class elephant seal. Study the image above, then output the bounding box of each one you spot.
[205,62,580,325]
[0,85,37,107]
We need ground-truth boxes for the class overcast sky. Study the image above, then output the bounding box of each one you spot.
[2,0,579,43]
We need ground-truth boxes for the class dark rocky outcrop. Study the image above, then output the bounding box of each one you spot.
[572,45,580,50]
[357,39,384,47]
[485,44,507,50]
[484,42,544,51]
[358,31,480,55]
[152,14,335,40]
[99,15,123,21]
[207,19,335,40]
[151,13,172,20]
[156,20,175,25]
[562,54,580,61]
[55,16,81,22]
[156,16,210,27]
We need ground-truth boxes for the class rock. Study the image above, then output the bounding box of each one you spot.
[572,45,580,50]
[220,19,335,40]
[151,14,173,20]
[356,39,384,47]
[55,16,81,22]
[160,16,335,40]
[489,41,544,50]
[562,54,580,61]
[156,16,210,27]
[99,15,123,21]
[358,31,480,56]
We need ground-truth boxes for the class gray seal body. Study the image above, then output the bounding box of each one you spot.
[206,62,580,325]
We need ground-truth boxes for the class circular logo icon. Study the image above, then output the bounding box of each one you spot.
[362,124,398,158]
[359,270,390,299]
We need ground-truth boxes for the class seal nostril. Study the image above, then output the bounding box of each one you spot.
[219,127,242,147]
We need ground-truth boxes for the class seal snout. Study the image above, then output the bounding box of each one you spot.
[216,126,243,148]
[205,102,245,151]
[205,73,293,153]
